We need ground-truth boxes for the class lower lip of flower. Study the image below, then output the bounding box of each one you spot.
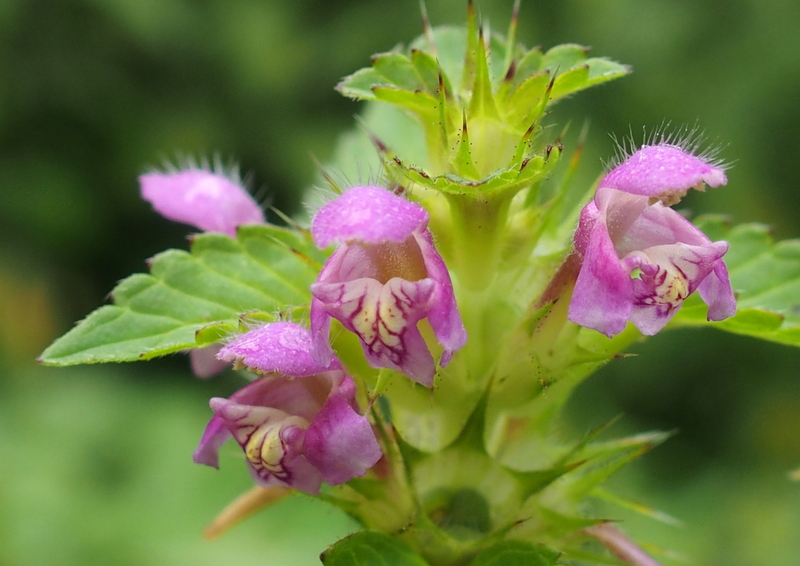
[639,265,689,306]
[245,416,308,481]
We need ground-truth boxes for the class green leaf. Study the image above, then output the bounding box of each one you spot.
[411,49,444,94]
[338,50,443,103]
[469,541,559,566]
[337,67,384,100]
[591,487,684,527]
[373,87,439,117]
[550,65,590,100]
[410,26,468,91]
[385,356,485,452]
[39,225,324,366]
[535,507,604,538]
[541,43,590,72]
[194,321,237,346]
[553,430,671,502]
[549,59,629,102]
[467,27,500,120]
[373,52,428,92]
[512,47,544,85]
[503,71,550,125]
[411,446,528,532]
[320,531,430,566]
[671,217,800,346]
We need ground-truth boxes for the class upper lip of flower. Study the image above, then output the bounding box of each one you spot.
[311,186,431,248]
[598,143,727,202]
[139,167,265,237]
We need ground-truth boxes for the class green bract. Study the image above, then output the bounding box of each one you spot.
[336,6,627,292]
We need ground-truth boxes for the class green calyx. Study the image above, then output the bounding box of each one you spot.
[337,5,626,292]
[337,5,627,190]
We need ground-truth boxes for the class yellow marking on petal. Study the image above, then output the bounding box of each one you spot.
[352,302,379,343]
[244,416,310,477]
[656,267,689,304]
[245,426,281,468]
[642,263,689,307]
[379,297,406,333]
[378,299,405,348]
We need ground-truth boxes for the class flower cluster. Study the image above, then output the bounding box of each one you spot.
[141,141,735,501]
[39,10,763,564]
[142,172,467,492]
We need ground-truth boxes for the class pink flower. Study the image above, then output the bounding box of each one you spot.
[309,187,466,387]
[568,144,736,337]
[192,323,382,494]
[139,168,265,238]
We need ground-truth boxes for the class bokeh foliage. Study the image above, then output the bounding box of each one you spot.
[2,0,800,565]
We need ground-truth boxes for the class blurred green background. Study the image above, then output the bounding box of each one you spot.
[1,0,799,564]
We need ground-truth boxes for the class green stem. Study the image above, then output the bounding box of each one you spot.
[447,194,511,291]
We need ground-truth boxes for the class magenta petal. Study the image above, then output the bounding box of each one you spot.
[386,324,436,386]
[208,396,323,492]
[415,230,467,363]
[225,373,330,423]
[218,322,338,376]
[569,217,634,337]
[267,451,324,495]
[627,303,676,336]
[599,144,727,198]
[310,297,336,367]
[619,202,713,253]
[698,259,737,321]
[627,241,729,335]
[573,200,601,256]
[594,188,650,244]
[569,175,735,337]
[274,425,324,495]
[192,414,230,469]
[140,169,265,237]
[304,392,382,485]
[194,328,382,494]
[190,345,229,379]
[310,187,466,381]
[311,276,438,385]
[312,186,429,247]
